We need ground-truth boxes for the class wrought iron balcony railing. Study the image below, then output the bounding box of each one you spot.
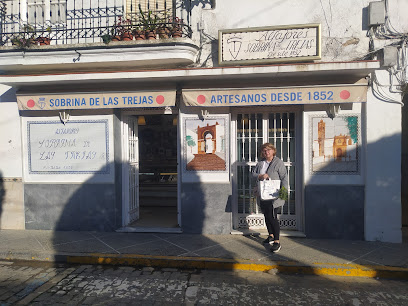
[0,0,192,48]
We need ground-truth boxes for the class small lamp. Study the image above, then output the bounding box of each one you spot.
[138,116,146,125]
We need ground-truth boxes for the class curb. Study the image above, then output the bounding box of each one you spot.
[63,253,408,280]
[3,252,408,280]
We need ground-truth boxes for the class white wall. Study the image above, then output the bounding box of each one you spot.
[194,0,408,67]
[0,85,22,178]
[365,70,402,242]
[0,85,24,229]
[195,0,373,66]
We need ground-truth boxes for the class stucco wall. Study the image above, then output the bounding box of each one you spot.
[0,180,24,229]
[0,87,22,178]
[0,86,24,229]
[193,0,408,68]
[365,70,402,242]
[194,0,371,67]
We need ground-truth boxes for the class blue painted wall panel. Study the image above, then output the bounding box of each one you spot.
[304,185,364,240]
[24,184,119,231]
[181,183,232,234]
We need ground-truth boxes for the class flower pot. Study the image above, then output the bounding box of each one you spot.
[133,30,146,40]
[121,31,133,41]
[147,31,156,40]
[158,29,169,39]
[37,37,51,45]
[172,30,182,38]
[112,35,121,41]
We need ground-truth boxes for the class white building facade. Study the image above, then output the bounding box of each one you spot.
[0,0,406,242]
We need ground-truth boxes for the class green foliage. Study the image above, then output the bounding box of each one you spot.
[101,33,112,44]
[279,186,288,201]
[186,136,196,151]
[139,6,160,31]
[11,24,36,48]
[344,116,358,144]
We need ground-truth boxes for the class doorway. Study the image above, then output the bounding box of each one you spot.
[231,110,302,231]
[123,114,179,230]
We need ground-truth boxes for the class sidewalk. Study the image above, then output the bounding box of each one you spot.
[0,229,408,279]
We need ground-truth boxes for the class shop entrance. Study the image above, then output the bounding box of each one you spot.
[122,114,179,230]
[232,109,302,232]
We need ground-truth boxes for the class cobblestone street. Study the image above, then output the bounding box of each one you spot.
[1,261,408,305]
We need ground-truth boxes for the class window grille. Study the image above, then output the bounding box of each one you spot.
[235,111,298,230]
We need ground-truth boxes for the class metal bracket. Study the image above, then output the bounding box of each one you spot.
[327,104,341,119]
[59,110,70,125]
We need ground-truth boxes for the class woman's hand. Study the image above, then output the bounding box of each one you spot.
[258,174,269,181]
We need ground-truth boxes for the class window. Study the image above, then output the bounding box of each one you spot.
[126,0,173,20]
[27,0,66,25]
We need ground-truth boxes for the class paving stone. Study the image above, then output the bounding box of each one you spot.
[142,267,155,272]
[189,274,203,283]
[168,272,189,281]
[161,268,178,272]
[81,296,98,305]
[55,290,67,295]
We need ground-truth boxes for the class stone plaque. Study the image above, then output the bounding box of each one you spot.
[219,24,321,65]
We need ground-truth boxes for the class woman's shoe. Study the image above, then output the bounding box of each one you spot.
[263,236,274,245]
[271,242,281,253]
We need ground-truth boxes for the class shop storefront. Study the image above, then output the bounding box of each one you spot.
[0,9,403,242]
[14,72,373,240]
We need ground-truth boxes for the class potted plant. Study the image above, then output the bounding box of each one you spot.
[101,30,113,44]
[169,17,183,38]
[121,18,134,41]
[111,16,133,41]
[139,7,159,40]
[157,21,171,39]
[11,24,36,48]
[132,26,146,40]
[36,26,52,45]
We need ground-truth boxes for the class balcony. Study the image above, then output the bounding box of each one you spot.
[0,0,199,74]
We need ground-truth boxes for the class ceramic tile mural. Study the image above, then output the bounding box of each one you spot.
[183,115,229,172]
[310,115,360,174]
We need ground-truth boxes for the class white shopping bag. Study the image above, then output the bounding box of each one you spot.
[258,179,281,200]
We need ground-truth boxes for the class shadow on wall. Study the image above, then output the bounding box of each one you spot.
[189,0,214,9]
[24,162,120,232]
[180,114,231,234]
[31,116,399,239]
[0,171,4,228]
[37,113,231,235]
[306,135,363,240]
[23,114,217,234]
[306,129,401,241]
[401,93,408,231]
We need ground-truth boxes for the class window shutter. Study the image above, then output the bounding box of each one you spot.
[125,0,173,18]
[27,1,66,24]
[50,0,66,24]
[27,1,45,24]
